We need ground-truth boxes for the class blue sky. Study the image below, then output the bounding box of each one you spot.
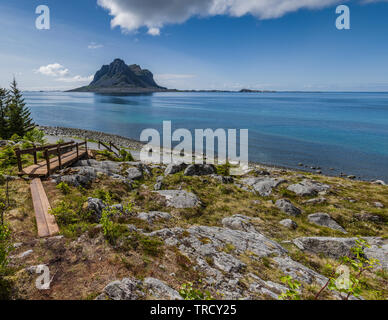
[0,0,387,91]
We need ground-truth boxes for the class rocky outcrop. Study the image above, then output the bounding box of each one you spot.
[221,215,257,232]
[287,180,331,196]
[137,211,172,224]
[144,278,182,300]
[275,199,302,216]
[183,164,216,176]
[279,219,298,229]
[307,213,346,233]
[293,237,388,269]
[164,163,187,175]
[241,177,286,196]
[156,190,200,208]
[96,277,181,300]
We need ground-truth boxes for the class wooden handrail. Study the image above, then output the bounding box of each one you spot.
[17,141,75,155]
[16,140,89,176]
[99,140,120,156]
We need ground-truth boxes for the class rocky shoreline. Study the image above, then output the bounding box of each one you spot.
[37,125,385,185]
[38,125,145,150]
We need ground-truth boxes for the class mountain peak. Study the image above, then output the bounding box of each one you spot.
[70,58,167,93]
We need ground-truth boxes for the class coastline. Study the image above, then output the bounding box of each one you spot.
[37,125,382,183]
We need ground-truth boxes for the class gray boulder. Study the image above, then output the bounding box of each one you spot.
[126,167,143,180]
[241,177,287,196]
[184,164,216,176]
[287,179,331,196]
[308,213,346,233]
[100,278,143,300]
[293,237,388,270]
[144,278,182,300]
[164,163,187,175]
[279,219,298,230]
[211,175,234,184]
[85,198,106,220]
[137,211,172,224]
[275,199,302,216]
[222,215,256,232]
[156,190,200,208]
[373,201,384,208]
[154,176,164,190]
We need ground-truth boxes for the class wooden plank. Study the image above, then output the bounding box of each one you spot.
[30,178,50,237]
[30,178,59,237]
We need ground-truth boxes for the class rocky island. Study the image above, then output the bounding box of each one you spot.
[68,59,167,94]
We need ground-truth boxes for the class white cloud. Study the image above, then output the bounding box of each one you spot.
[35,63,69,77]
[35,63,92,83]
[97,0,350,33]
[88,42,104,49]
[147,27,160,36]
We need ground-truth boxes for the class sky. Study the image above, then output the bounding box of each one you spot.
[0,0,387,91]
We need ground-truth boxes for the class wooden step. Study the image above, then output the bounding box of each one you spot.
[30,178,59,237]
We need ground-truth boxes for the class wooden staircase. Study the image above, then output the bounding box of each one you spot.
[30,178,59,237]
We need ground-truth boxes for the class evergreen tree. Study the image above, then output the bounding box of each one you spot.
[6,79,34,137]
[0,88,9,139]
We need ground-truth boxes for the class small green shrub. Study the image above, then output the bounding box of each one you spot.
[278,275,301,300]
[50,201,79,225]
[216,162,231,176]
[0,146,17,168]
[119,149,134,162]
[56,182,71,195]
[10,134,21,143]
[23,128,46,145]
[179,281,214,300]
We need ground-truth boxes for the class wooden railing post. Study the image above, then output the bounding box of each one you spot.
[45,149,50,175]
[33,144,38,164]
[76,143,79,158]
[85,139,89,159]
[15,148,23,173]
[57,146,62,169]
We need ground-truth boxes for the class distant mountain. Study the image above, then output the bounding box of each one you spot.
[68,58,167,93]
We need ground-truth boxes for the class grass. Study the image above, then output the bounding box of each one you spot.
[1,143,387,300]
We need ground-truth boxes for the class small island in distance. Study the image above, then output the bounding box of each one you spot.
[68,58,276,94]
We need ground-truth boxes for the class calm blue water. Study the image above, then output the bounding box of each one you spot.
[24,91,388,181]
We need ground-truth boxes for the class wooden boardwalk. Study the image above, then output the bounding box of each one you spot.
[30,178,59,237]
[16,141,90,178]
[22,149,87,177]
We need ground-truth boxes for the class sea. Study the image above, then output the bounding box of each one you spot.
[23,91,388,181]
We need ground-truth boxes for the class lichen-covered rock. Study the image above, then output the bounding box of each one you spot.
[275,199,302,216]
[273,256,327,286]
[144,278,182,300]
[222,215,256,232]
[126,167,143,180]
[241,177,286,196]
[293,237,387,270]
[279,219,298,230]
[85,198,106,220]
[99,278,143,300]
[287,179,331,196]
[137,211,172,224]
[156,190,200,208]
[154,176,164,190]
[164,163,187,175]
[184,164,216,176]
[211,175,234,184]
[307,213,346,233]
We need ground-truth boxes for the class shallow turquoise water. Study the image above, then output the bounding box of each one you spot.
[24,91,388,181]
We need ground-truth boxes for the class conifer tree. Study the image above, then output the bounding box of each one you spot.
[0,88,9,139]
[6,79,34,137]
